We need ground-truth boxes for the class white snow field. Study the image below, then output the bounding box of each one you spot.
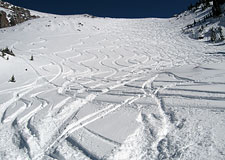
[0,7,225,160]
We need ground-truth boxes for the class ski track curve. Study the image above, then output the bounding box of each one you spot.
[1,13,225,160]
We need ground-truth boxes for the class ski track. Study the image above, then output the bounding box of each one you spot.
[0,12,225,160]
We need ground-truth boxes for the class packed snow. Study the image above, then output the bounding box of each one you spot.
[0,6,225,160]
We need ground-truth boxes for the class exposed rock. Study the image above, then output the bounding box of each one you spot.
[0,11,9,28]
[0,0,39,28]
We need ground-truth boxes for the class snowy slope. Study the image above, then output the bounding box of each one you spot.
[0,6,225,160]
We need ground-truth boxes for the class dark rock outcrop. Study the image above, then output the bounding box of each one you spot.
[0,11,9,28]
[0,1,39,28]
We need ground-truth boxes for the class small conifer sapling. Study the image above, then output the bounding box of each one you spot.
[218,27,224,41]
[9,75,16,83]
[30,55,34,61]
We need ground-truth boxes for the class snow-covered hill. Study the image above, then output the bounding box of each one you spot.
[0,2,225,160]
[0,1,39,28]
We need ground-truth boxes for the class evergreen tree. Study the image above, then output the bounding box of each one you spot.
[9,75,16,82]
[188,3,194,10]
[1,51,6,57]
[199,25,204,32]
[1,47,15,56]
[30,55,34,61]
[218,26,224,40]
[212,0,223,17]
[210,27,217,42]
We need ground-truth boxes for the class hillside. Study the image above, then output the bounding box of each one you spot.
[0,1,225,160]
[0,0,39,28]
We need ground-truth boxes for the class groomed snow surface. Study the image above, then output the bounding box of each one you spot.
[0,10,225,160]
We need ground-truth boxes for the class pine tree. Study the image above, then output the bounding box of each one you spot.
[199,25,204,33]
[205,0,210,7]
[212,0,223,17]
[9,75,16,82]
[210,27,217,42]
[30,55,34,61]
[218,26,224,41]
[188,3,193,10]
[194,20,196,26]
[1,51,6,57]
[1,47,15,56]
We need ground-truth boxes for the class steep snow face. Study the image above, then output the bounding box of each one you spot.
[0,10,225,160]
